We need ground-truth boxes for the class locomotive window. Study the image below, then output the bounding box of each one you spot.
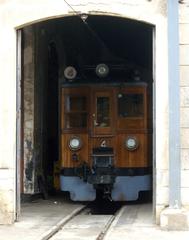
[65,113,87,128]
[96,97,110,127]
[118,94,144,117]
[66,96,86,111]
[64,95,87,129]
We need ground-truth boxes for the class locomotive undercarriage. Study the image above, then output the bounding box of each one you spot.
[60,171,151,201]
[86,147,115,200]
[60,146,152,201]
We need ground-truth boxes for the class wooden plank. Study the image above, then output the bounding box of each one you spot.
[60,133,89,168]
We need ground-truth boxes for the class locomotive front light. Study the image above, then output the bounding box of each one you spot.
[125,136,139,151]
[95,63,109,78]
[69,136,82,151]
[64,66,77,80]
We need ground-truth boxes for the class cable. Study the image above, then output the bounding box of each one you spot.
[63,0,80,15]
[62,0,110,56]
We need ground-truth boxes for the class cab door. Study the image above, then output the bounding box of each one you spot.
[91,88,115,137]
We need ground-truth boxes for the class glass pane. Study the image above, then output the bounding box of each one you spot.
[118,94,144,117]
[66,96,86,111]
[96,97,110,127]
[65,113,87,128]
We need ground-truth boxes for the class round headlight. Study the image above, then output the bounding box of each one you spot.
[125,136,139,151]
[64,66,77,80]
[69,136,82,151]
[95,63,109,78]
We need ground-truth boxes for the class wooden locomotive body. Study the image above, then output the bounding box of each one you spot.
[60,82,152,201]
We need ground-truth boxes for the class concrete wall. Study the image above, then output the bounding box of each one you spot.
[0,0,168,224]
[179,1,189,208]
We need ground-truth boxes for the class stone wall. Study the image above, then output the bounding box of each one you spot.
[23,25,51,194]
[179,1,189,208]
[23,26,35,194]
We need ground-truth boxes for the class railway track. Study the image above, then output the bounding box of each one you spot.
[46,202,124,240]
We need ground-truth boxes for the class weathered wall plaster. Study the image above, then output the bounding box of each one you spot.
[23,26,35,194]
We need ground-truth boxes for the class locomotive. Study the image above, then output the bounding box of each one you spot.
[60,64,152,201]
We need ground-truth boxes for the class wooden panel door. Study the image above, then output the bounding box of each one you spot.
[91,88,115,137]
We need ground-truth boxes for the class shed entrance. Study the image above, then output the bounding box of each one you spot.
[19,15,154,205]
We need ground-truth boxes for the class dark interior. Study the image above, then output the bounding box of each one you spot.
[23,15,153,196]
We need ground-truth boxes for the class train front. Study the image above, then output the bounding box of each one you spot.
[60,66,152,201]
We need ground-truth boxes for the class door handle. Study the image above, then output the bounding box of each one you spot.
[92,113,98,126]
[94,119,98,126]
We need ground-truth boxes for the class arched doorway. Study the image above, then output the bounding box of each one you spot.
[19,14,154,207]
[0,1,168,224]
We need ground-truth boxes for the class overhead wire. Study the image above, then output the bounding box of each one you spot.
[62,0,110,54]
